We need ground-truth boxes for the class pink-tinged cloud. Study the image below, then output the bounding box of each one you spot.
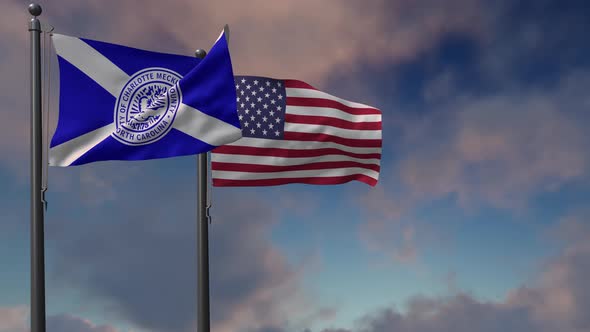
[0,306,27,332]
[0,307,120,332]
[504,214,590,330]
[46,314,120,332]
[358,70,590,263]
[0,2,40,175]
[318,213,590,332]
[357,187,420,264]
[44,169,326,332]
[45,0,487,84]
[397,71,589,210]
[0,0,488,172]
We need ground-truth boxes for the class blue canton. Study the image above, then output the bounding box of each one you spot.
[234,76,286,139]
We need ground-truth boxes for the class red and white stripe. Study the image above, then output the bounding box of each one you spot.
[211,79,382,186]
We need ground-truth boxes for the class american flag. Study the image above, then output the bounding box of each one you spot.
[211,76,382,186]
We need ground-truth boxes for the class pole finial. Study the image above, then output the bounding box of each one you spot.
[195,49,207,59]
[28,3,42,16]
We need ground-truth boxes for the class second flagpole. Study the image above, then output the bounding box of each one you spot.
[195,48,211,332]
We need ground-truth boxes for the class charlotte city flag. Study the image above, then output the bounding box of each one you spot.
[211,76,382,186]
[49,29,242,166]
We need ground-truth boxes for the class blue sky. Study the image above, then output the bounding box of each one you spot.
[1,1,590,332]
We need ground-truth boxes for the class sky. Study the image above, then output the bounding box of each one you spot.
[1,0,590,332]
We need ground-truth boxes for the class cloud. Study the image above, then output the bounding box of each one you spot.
[208,192,314,332]
[3,2,590,332]
[0,2,40,174]
[48,162,143,206]
[318,213,590,332]
[0,307,119,332]
[44,166,320,332]
[346,294,539,332]
[505,214,590,331]
[337,1,590,266]
[357,67,590,263]
[397,70,589,210]
[0,306,27,332]
[43,0,487,84]
[0,0,489,172]
[474,0,590,87]
[357,187,420,264]
[47,314,120,332]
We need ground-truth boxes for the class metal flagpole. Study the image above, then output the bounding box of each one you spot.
[194,48,211,332]
[28,3,46,332]
[194,25,229,332]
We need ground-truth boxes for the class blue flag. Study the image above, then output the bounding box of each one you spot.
[49,29,242,166]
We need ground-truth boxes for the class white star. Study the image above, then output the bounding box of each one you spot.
[246,84,251,90]
[262,116,268,122]
[270,99,276,105]
[235,84,239,89]
[240,103,245,108]
[263,129,268,135]
[244,109,250,114]
[263,104,269,109]
[269,123,274,129]
[266,81,271,86]
[252,91,257,96]
[275,117,281,123]
[250,103,255,108]
[236,97,240,102]
[245,96,250,102]
[272,88,277,93]
[256,109,262,115]
[277,106,282,111]
[275,130,280,136]
[257,97,262,102]
[250,128,256,134]
[241,78,246,83]
[238,115,243,120]
[265,93,270,98]
[250,115,255,121]
[254,80,259,85]
[240,90,245,95]
[259,87,264,92]
[269,110,275,116]
[256,122,261,128]
[277,82,282,87]
[244,121,249,127]
[277,95,283,100]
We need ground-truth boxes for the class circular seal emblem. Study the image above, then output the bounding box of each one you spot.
[113,68,183,145]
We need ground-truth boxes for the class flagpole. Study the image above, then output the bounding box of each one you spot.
[195,48,211,332]
[28,3,46,332]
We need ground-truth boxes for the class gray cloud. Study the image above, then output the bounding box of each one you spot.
[47,314,119,332]
[350,295,537,332]
[316,213,590,332]
[3,1,590,332]
[44,165,317,332]
[0,307,119,332]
